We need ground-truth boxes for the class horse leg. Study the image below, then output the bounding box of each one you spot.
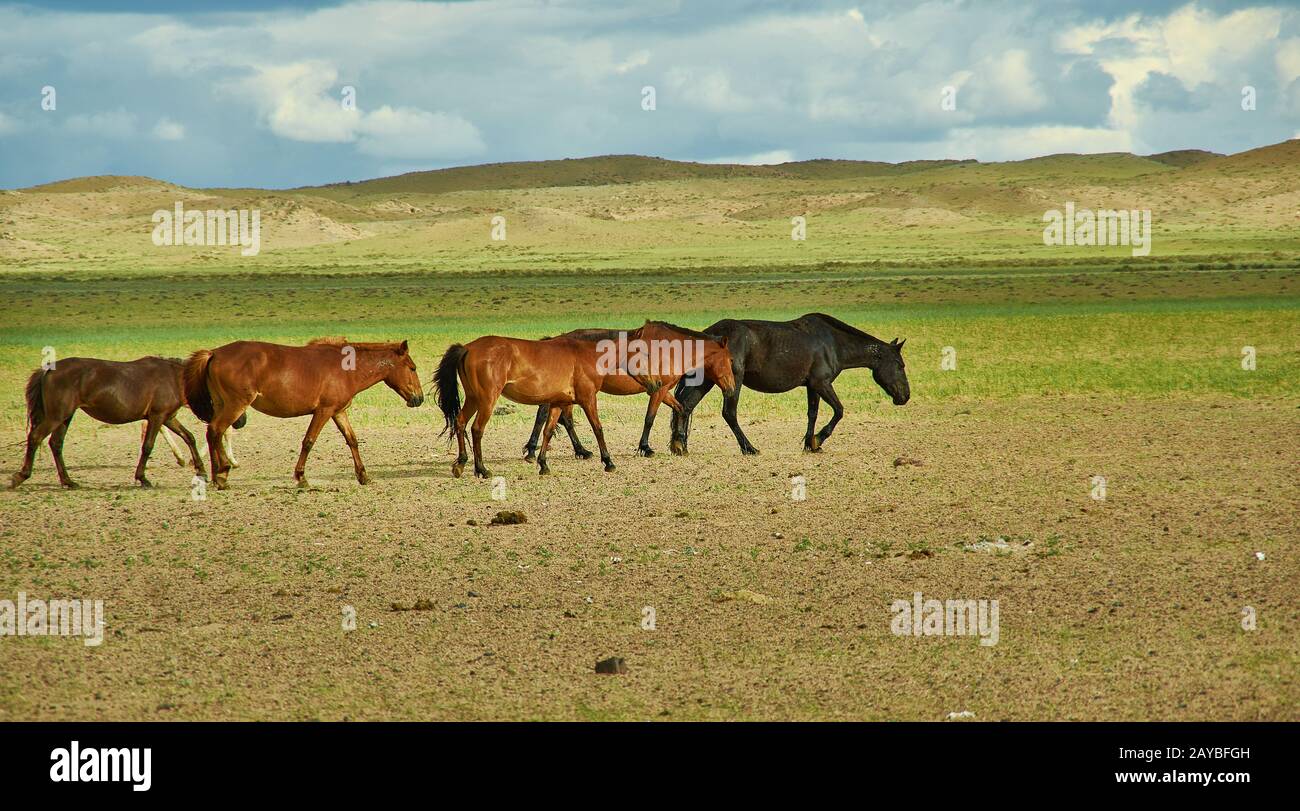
[523,404,547,461]
[293,410,332,488]
[670,379,713,456]
[811,378,845,449]
[637,387,667,457]
[577,397,615,472]
[11,416,57,488]
[536,405,563,475]
[803,386,822,452]
[332,410,371,485]
[49,416,77,488]
[560,405,592,459]
[451,396,477,478]
[164,416,205,478]
[133,414,164,487]
[721,385,759,455]
[225,430,239,469]
[153,421,187,465]
[470,393,498,479]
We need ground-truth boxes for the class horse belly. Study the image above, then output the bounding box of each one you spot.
[502,381,574,406]
[250,393,312,419]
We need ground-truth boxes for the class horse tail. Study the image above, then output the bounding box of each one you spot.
[23,368,46,430]
[183,350,215,423]
[435,344,467,442]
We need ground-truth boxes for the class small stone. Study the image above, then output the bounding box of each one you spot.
[595,657,628,675]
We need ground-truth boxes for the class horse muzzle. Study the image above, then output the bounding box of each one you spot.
[407,393,425,408]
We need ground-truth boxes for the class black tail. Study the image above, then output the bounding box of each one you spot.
[23,369,46,431]
[435,344,467,442]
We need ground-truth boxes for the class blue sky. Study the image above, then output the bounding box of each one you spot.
[1,0,1297,188]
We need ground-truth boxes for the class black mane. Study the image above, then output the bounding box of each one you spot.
[808,313,885,344]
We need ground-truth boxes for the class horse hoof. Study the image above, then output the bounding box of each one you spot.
[451,464,464,478]
[175,458,186,467]
[474,468,491,479]
[669,440,687,456]
[575,449,594,460]
[230,462,241,469]
[538,466,551,476]
[61,480,80,490]
[523,453,536,462]
[296,478,309,489]
[742,447,760,456]
[137,478,153,488]
[637,447,655,457]
[603,462,616,472]
[358,473,373,485]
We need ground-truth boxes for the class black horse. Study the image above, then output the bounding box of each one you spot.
[669,313,910,455]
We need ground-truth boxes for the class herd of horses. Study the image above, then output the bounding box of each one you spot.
[9,314,910,490]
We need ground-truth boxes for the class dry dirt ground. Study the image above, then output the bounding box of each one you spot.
[0,392,1294,721]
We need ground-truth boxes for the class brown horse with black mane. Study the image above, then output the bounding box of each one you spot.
[183,337,423,489]
[522,321,736,459]
[435,322,734,477]
[10,356,231,489]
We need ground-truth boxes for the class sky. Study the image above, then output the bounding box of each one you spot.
[0,0,1297,188]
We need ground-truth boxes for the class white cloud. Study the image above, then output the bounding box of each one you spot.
[64,109,137,138]
[705,150,795,165]
[0,112,19,136]
[153,117,185,141]
[356,106,484,160]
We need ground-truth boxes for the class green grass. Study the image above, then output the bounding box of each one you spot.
[1,264,1295,436]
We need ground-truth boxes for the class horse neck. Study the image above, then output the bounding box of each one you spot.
[350,349,396,391]
[831,329,888,370]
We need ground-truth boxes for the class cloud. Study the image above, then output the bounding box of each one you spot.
[64,109,137,138]
[0,0,1295,188]
[153,117,185,141]
[355,106,484,160]
[704,149,795,165]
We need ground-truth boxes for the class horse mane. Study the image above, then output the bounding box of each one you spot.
[646,321,714,341]
[809,313,885,344]
[307,336,401,351]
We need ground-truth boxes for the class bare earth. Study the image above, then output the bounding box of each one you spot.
[1,393,1294,721]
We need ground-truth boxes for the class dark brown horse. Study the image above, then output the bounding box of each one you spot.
[10,356,229,489]
[522,322,735,459]
[184,338,423,489]
[436,325,734,477]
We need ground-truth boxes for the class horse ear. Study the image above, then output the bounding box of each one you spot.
[897,338,906,350]
[398,340,409,354]
[717,335,729,348]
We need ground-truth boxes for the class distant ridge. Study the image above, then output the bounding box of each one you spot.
[13,139,1297,196]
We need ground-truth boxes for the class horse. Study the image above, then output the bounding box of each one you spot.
[9,356,236,489]
[521,322,735,459]
[670,313,910,455]
[154,420,239,469]
[436,323,732,477]
[183,337,423,489]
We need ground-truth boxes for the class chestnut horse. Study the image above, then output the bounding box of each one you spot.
[183,338,423,489]
[435,324,734,477]
[10,356,235,489]
[521,322,736,459]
